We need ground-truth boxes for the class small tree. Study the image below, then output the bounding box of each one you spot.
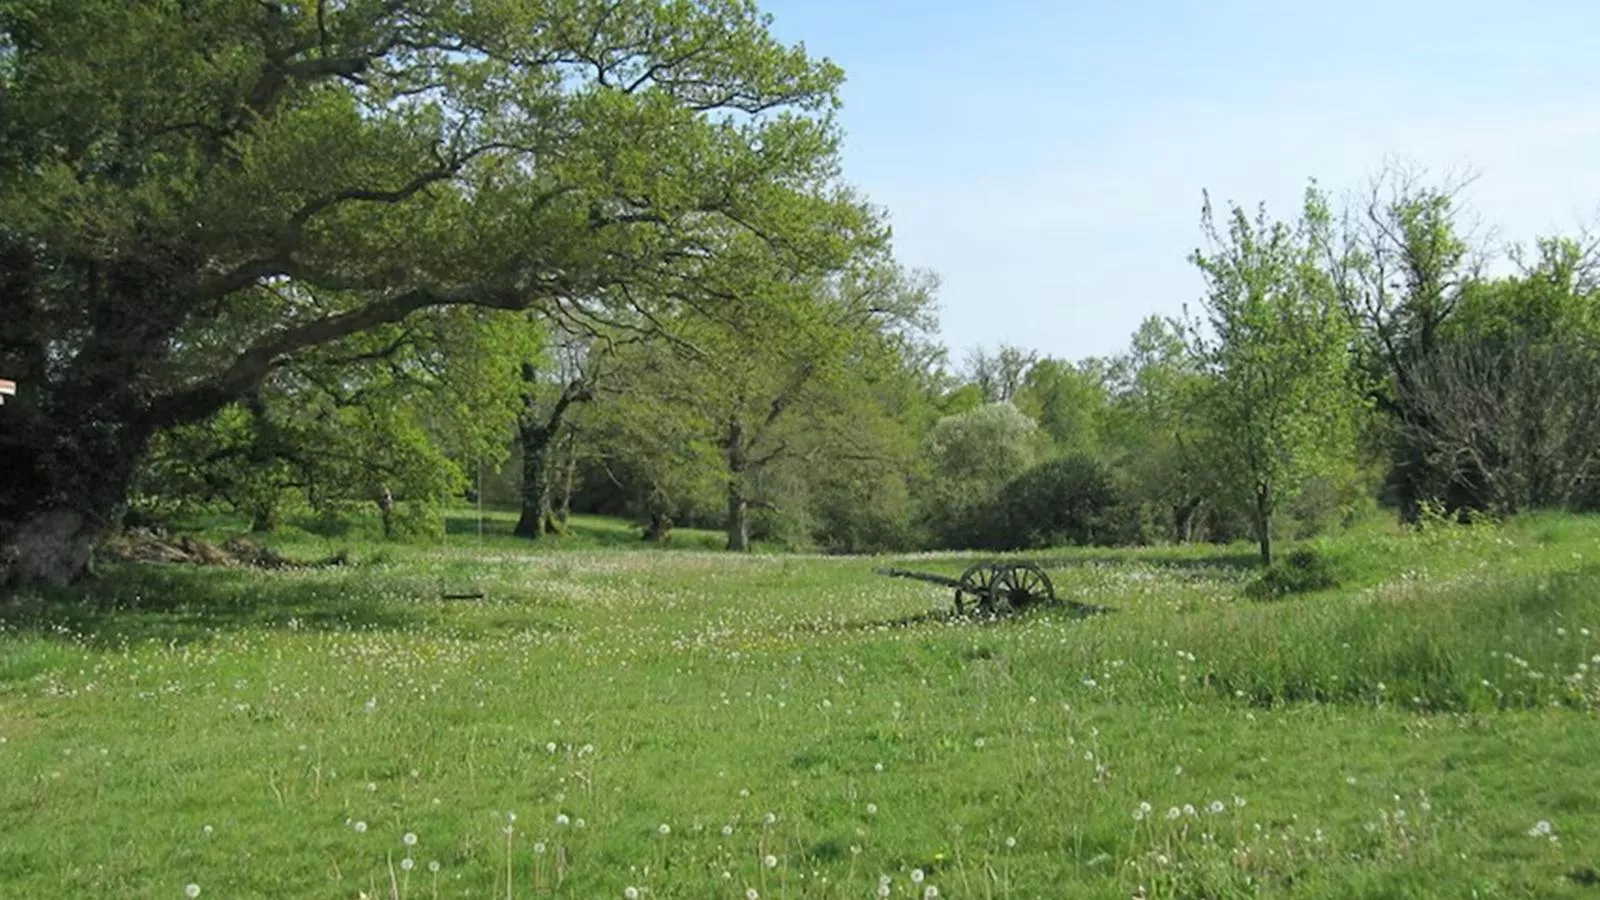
[1188,186,1360,565]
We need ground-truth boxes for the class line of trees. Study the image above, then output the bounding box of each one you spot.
[4,2,1598,587]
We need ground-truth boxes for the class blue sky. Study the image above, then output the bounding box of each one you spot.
[761,0,1600,364]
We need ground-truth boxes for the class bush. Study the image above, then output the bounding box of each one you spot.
[983,454,1134,550]
[1246,546,1338,599]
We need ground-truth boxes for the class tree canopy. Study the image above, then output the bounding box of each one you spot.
[0,0,869,584]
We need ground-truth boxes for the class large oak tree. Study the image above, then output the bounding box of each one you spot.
[0,0,864,585]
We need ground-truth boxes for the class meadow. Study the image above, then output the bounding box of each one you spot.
[2,511,1599,899]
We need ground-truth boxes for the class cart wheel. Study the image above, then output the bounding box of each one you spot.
[995,562,1055,611]
[955,562,1002,616]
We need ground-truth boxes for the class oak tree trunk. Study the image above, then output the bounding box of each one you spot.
[726,489,750,553]
[513,421,553,539]
[724,413,751,552]
[1,404,146,588]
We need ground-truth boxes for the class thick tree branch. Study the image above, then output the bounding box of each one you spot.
[146,284,527,429]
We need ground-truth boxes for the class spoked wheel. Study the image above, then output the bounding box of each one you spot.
[955,562,1002,616]
[994,563,1056,612]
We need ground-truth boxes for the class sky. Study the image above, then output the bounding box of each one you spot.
[759,0,1600,364]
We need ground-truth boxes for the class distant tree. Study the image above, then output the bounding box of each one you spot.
[988,454,1130,550]
[513,329,621,541]
[1328,165,1483,519]
[581,258,935,551]
[1014,357,1111,457]
[965,345,1039,403]
[1104,316,1216,543]
[921,402,1038,546]
[1407,236,1600,512]
[1189,185,1360,565]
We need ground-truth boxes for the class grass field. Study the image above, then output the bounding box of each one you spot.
[2,512,1599,898]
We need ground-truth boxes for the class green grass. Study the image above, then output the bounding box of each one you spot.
[180,505,747,557]
[2,514,1599,898]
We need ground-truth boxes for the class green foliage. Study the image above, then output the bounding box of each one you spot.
[1189,184,1363,563]
[0,0,875,583]
[986,454,1133,550]
[1103,316,1219,543]
[133,309,537,537]
[573,260,937,549]
[1407,239,1600,513]
[1013,357,1112,457]
[920,402,1039,546]
[1245,545,1340,599]
[924,402,1037,486]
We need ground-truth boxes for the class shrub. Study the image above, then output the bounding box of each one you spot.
[984,454,1134,550]
[1246,545,1338,599]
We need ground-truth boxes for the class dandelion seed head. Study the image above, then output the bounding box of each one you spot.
[400,858,414,872]
[402,832,417,847]
[353,821,367,834]
[658,823,671,836]
[911,868,925,883]
[624,888,640,900]
[763,854,778,869]
[428,861,440,873]
[185,885,201,898]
